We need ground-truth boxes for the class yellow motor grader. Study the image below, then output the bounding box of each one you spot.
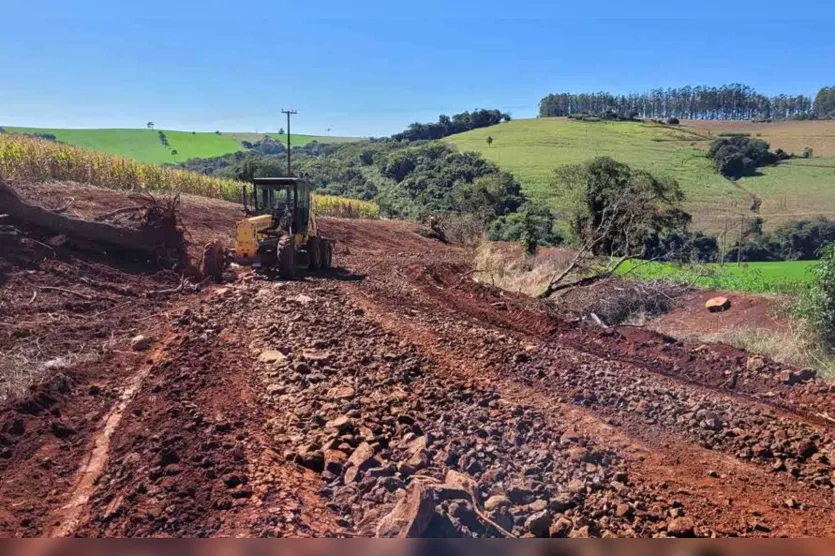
[234,177,333,278]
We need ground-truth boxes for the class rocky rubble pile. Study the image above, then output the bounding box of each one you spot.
[370,284,835,499]
[240,279,706,537]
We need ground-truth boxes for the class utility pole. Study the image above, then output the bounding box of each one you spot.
[738,214,745,267]
[281,109,297,176]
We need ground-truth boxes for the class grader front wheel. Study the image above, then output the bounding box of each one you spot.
[307,236,322,270]
[321,240,333,269]
[276,235,296,279]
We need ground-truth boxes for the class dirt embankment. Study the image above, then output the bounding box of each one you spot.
[4,182,835,537]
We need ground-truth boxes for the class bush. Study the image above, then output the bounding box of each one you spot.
[708,136,778,178]
[487,205,562,251]
[666,117,680,125]
[802,146,814,159]
[798,245,835,350]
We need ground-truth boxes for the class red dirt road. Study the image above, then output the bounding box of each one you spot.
[3,183,835,537]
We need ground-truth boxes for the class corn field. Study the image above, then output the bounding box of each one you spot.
[313,193,380,219]
[0,133,379,219]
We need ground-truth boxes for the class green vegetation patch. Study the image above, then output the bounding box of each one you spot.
[616,259,816,294]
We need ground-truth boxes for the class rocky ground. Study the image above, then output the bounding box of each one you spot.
[4,183,835,537]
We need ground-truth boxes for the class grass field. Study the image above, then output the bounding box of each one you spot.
[617,259,816,294]
[444,118,747,234]
[445,117,835,235]
[736,158,835,227]
[1,127,357,164]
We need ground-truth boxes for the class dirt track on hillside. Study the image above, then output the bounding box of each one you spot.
[5,183,835,537]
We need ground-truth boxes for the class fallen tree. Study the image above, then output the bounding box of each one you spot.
[538,157,690,298]
[0,180,188,267]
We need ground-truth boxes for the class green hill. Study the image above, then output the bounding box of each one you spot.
[444,118,835,234]
[2,127,358,165]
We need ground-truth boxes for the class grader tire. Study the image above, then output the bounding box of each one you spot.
[276,235,297,279]
[322,240,333,269]
[307,236,322,270]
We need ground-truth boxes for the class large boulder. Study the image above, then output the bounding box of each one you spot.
[376,484,436,537]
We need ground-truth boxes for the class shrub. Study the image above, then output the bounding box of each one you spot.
[708,136,778,178]
[487,205,562,250]
[797,245,835,350]
[666,117,680,125]
[802,146,814,159]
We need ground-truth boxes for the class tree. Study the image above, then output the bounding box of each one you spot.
[539,157,688,297]
[486,136,493,147]
[814,87,835,119]
[147,122,154,130]
[278,128,285,135]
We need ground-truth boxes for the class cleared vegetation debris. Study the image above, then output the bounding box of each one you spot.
[0,180,188,268]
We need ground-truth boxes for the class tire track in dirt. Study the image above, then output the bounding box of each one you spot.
[48,337,170,537]
[71,283,346,537]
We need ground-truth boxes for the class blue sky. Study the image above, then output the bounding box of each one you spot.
[2,1,834,136]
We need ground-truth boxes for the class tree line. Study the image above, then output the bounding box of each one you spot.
[539,84,820,120]
[814,87,835,119]
[391,109,510,142]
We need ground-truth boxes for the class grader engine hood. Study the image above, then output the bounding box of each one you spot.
[235,214,275,261]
